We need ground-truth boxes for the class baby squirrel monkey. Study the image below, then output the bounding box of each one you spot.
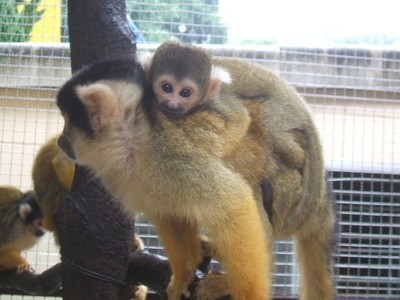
[144,41,251,157]
[145,41,232,118]
[0,186,45,274]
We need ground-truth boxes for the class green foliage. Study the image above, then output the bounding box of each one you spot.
[0,0,45,42]
[128,0,228,44]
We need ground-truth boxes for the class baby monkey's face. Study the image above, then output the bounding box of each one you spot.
[153,74,200,118]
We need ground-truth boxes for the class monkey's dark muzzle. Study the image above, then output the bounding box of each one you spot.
[57,135,76,160]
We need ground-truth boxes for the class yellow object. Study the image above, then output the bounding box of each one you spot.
[29,0,62,43]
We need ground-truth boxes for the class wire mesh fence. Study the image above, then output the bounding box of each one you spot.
[0,0,399,299]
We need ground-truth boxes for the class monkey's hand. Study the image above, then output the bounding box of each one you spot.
[16,263,34,275]
[196,271,230,300]
[132,284,148,300]
[0,250,34,275]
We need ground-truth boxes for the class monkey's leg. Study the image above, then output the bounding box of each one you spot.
[208,198,271,300]
[295,203,335,300]
[153,218,202,300]
[0,249,31,274]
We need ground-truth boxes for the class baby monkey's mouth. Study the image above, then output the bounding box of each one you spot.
[159,103,186,118]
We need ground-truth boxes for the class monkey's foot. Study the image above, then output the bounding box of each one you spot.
[167,281,192,300]
[16,263,33,275]
[132,284,148,300]
[196,271,230,300]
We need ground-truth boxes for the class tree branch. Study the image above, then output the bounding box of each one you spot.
[0,251,226,299]
[0,263,62,296]
[55,0,138,298]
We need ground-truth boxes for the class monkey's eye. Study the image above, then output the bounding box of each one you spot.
[161,83,173,93]
[180,89,192,98]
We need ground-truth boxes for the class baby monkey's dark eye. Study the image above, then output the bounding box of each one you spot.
[162,83,173,93]
[180,89,192,98]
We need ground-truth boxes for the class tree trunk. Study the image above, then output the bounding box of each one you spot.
[54,0,136,299]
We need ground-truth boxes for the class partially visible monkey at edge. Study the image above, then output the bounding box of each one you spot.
[31,135,148,300]
[55,47,335,300]
[0,186,45,274]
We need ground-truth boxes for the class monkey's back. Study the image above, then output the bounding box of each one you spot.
[131,102,256,223]
[213,57,332,237]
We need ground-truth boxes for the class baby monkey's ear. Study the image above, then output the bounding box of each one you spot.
[138,52,154,81]
[75,82,119,130]
[211,66,232,85]
[205,66,232,101]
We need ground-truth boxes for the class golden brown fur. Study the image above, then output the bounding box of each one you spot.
[55,55,335,300]
[32,135,75,234]
[195,57,336,300]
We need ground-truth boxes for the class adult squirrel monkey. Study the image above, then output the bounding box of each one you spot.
[0,186,45,274]
[55,49,335,300]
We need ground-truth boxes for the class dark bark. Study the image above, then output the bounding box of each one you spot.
[67,0,136,72]
[54,1,138,298]
[54,166,135,299]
